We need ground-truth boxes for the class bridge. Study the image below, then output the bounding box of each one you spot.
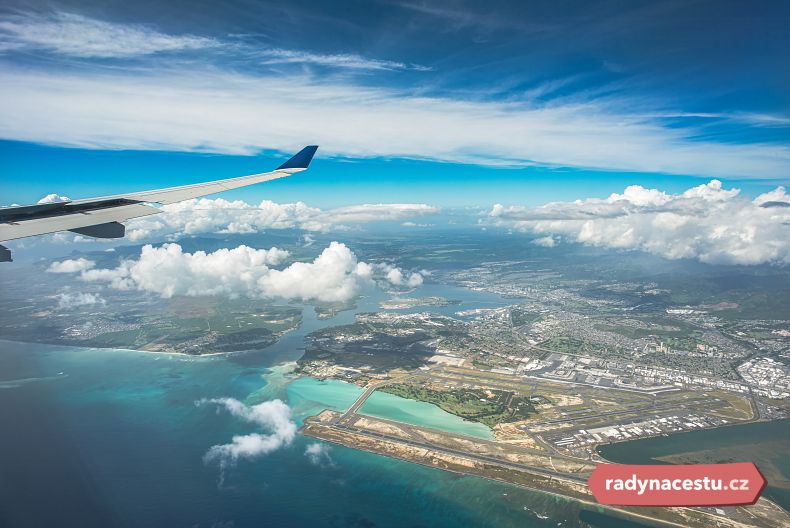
[333,372,422,425]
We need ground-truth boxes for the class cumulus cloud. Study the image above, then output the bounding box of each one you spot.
[532,235,556,247]
[754,187,790,208]
[80,242,423,301]
[55,291,105,309]
[304,442,333,466]
[124,199,440,241]
[37,193,70,204]
[47,257,95,273]
[378,263,423,288]
[0,12,218,58]
[199,398,296,475]
[489,181,790,265]
[5,199,439,250]
[81,243,288,297]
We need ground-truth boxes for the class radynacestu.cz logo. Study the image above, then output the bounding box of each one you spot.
[588,463,766,506]
[605,474,751,494]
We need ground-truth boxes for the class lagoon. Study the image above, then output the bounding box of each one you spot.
[286,376,494,439]
[360,390,494,439]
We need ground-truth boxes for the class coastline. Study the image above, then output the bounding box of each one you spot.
[0,337,263,358]
[300,409,788,528]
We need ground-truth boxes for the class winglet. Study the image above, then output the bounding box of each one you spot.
[277,145,319,170]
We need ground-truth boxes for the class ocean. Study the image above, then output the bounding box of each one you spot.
[0,281,704,528]
[0,340,595,528]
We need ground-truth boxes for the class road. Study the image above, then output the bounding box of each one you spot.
[336,383,379,423]
[334,372,423,425]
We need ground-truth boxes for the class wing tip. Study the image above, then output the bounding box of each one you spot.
[276,145,319,170]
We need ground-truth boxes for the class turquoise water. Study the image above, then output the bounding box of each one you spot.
[286,376,494,439]
[287,377,363,421]
[361,390,494,439]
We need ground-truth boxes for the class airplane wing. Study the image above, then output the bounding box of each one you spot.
[0,145,318,262]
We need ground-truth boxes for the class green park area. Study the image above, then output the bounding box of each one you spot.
[380,383,537,427]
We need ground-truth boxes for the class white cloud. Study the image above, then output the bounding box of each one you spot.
[489,181,790,265]
[532,235,556,247]
[304,442,333,466]
[124,199,439,241]
[258,48,429,71]
[255,242,374,302]
[0,12,218,58]
[320,204,440,224]
[0,11,426,72]
[199,398,296,469]
[37,193,70,204]
[47,257,95,273]
[753,186,790,207]
[1,198,440,253]
[80,241,422,301]
[379,263,423,287]
[0,66,788,179]
[81,243,288,297]
[55,291,105,309]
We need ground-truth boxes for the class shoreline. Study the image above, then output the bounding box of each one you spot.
[0,337,271,359]
[595,417,785,460]
[301,410,787,528]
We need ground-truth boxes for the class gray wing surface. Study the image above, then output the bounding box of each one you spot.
[0,145,318,260]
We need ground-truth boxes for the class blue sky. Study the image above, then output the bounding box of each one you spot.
[0,0,788,207]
